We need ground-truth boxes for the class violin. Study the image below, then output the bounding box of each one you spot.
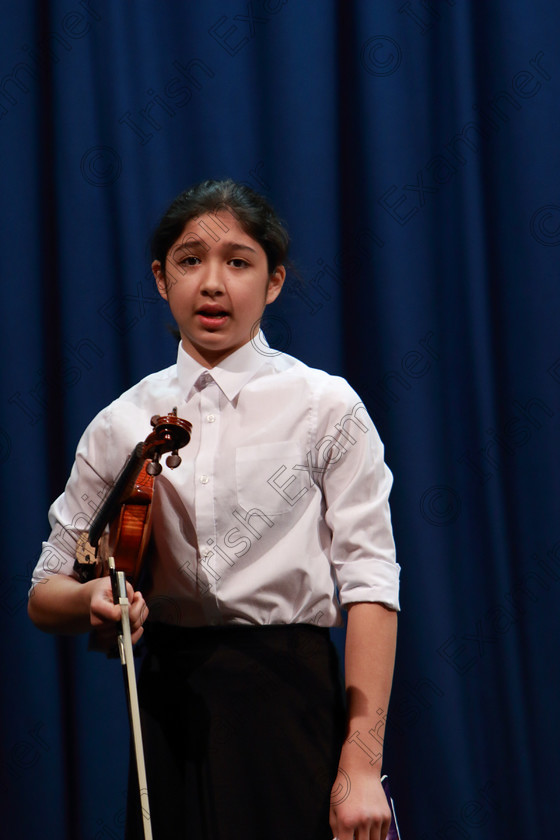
[74,408,192,840]
[75,408,192,584]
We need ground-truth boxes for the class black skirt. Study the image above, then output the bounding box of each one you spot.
[126,623,346,840]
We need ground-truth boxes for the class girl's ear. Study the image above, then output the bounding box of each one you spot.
[152,260,168,300]
[266,265,286,305]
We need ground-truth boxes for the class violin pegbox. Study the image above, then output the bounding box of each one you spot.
[147,408,192,473]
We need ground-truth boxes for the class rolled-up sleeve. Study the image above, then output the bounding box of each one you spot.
[30,409,113,591]
[322,396,400,611]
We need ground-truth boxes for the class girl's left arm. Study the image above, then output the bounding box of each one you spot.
[330,601,398,840]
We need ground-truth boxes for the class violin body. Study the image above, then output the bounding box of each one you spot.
[108,463,154,584]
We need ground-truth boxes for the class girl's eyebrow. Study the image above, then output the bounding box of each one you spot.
[225,242,258,254]
[172,237,208,254]
[172,239,258,256]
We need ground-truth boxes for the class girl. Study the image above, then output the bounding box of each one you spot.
[29,180,400,840]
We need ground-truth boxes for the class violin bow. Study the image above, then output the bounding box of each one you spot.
[109,556,153,840]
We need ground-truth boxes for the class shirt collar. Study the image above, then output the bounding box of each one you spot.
[176,332,271,402]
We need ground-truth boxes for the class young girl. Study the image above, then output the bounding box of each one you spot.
[29,180,400,840]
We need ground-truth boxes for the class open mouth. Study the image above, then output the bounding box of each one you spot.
[197,307,230,327]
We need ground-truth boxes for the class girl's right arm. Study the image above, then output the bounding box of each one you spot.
[28,574,147,644]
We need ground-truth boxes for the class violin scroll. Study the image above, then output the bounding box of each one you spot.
[146,409,191,473]
[145,409,192,473]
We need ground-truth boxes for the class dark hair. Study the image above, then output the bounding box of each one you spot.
[151,179,290,275]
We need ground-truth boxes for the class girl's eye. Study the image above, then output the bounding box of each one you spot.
[229,258,248,268]
[180,255,200,266]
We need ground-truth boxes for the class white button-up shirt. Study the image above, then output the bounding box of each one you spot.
[32,335,400,626]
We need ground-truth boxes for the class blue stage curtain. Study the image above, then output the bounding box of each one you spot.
[1,2,558,837]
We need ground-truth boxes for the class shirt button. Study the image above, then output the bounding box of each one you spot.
[207,414,216,423]
[200,475,209,484]
[201,547,210,557]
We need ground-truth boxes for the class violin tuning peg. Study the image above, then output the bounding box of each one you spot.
[147,457,162,476]
[150,414,161,427]
[166,451,182,469]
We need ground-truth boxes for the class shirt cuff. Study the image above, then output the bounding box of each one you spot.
[337,559,401,611]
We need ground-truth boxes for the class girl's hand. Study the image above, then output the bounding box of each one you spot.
[330,763,392,840]
[89,576,148,647]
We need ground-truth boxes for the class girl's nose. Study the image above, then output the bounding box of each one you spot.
[200,261,224,293]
